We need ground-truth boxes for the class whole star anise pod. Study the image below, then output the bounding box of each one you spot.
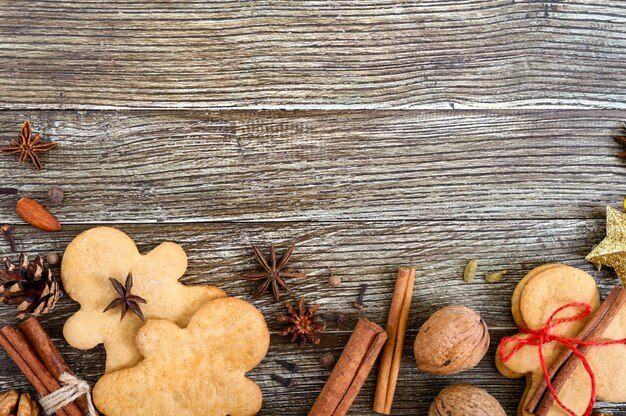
[103,273,147,321]
[278,297,326,347]
[0,254,61,319]
[243,244,305,301]
[2,121,56,170]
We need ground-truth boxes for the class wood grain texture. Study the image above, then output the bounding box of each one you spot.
[1,1,625,109]
[0,110,625,224]
[0,220,625,415]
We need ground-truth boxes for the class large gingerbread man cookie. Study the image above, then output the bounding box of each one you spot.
[61,227,226,372]
[93,297,269,416]
[498,264,626,415]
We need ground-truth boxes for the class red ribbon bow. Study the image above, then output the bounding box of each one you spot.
[499,302,626,416]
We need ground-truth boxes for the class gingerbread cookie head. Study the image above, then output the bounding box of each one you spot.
[498,264,626,416]
[93,297,270,416]
[61,227,226,372]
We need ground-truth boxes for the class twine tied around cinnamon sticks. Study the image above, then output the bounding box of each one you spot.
[0,317,92,416]
[40,373,97,416]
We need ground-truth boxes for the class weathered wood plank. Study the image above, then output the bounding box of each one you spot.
[0,220,624,414]
[1,1,625,109]
[0,110,625,223]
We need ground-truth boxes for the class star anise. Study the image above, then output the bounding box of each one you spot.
[243,244,305,301]
[2,121,56,170]
[278,297,326,347]
[103,273,147,321]
[614,132,626,159]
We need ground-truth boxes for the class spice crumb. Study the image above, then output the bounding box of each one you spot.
[320,352,336,369]
[328,269,341,288]
[1,224,16,252]
[46,253,60,266]
[47,187,64,206]
[353,284,367,310]
[485,270,507,283]
[275,359,300,373]
[464,259,478,283]
[270,373,296,388]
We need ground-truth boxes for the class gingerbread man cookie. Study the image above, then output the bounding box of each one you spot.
[93,297,269,416]
[61,227,226,372]
[498,264,626,416]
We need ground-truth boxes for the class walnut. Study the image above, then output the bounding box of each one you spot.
[0,390,40,416]
[429,384,506,416]
[414,305,489,374]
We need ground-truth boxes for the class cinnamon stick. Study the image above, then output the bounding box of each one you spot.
[373,267,415,414]
[0,331,57,411]
[309,318,387,416]
[529,285,626,416]
[0,326,83,416]
[19,317,89,414]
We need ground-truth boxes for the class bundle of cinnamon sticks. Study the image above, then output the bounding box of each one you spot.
[527,285,626,416]
[0,317,89,416]
[308,318,387,416]
[309,268,416,416]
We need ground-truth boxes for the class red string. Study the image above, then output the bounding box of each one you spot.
[498,302,626,416]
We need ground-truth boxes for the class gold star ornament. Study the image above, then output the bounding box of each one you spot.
[586,206,626,286]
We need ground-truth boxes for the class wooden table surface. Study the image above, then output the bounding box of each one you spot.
[1,1,626,415]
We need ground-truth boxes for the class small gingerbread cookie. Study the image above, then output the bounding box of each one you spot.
[61,227,226,372]
[93,297,269,416]
[498,264,626,416]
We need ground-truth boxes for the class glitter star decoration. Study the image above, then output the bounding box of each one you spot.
[586,206,626,286]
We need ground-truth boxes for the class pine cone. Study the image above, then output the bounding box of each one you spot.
[0,390,40,416]
[0,254,61,319]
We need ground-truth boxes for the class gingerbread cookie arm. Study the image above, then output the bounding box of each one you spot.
[62,309,104,350]
[187,298,270,372]
[135,319,184,358]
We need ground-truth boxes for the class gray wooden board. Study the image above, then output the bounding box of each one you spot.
[0,1,625,109]
[2,0,626,413]
[0,110,625,223]
[0,221,624,415]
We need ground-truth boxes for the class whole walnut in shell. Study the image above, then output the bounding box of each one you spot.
[414,305,489,374]
[429,384,505,416]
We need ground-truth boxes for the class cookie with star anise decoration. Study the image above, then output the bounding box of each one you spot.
[62,226,225,373]
[103,273,147,321]
[243,244,305,301]
[2,121,56,170]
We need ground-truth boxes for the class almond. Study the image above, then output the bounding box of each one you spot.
[15,197,61,232]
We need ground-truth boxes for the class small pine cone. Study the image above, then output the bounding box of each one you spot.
[0,390,40,416]
[0,254,61,319]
